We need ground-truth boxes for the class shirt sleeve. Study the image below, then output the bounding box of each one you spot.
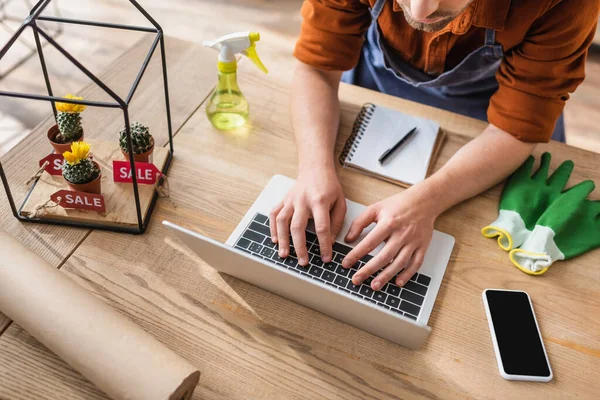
[294,0,372,71]
[488,0,599,142]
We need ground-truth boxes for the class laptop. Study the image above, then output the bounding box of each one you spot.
[163,175,455,349]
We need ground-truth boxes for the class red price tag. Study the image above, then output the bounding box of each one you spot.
[50,190,106,213]
[112,161,162,185]
[39,153,64,176]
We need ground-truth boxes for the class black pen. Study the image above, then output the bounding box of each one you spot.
[378,127,418,164]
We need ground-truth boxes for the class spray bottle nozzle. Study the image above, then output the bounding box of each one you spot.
[203,31,268,74]
[249,32,260,42]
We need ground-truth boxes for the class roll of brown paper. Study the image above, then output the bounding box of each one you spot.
[0,230,200,400]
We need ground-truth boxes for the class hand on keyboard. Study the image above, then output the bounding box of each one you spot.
[342,187,436,291]
[269,169,346,266]
[236,213,432,320]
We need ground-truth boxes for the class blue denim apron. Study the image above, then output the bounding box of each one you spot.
[342,0,566,141]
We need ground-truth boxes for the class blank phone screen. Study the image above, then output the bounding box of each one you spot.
[485,290,551,377]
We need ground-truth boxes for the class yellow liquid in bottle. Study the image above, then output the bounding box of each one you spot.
[206,71,249,130]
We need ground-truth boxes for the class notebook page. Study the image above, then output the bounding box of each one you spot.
[348,105,440,185]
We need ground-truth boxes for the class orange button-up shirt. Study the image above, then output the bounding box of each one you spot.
[294,0,599,142]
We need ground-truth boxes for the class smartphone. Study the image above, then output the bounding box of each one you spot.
[482,289,553,382]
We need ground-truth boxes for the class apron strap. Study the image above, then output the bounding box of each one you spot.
[370,0,387,19]
[484,28,496,46]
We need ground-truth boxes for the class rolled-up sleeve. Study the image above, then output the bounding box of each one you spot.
[488,0,599,142]
[294,0,371,71]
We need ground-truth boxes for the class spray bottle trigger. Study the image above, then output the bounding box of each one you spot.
[243,43,268,74]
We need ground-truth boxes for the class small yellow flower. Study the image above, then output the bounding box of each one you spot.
[56,94,87,113]
[63,141,91,165]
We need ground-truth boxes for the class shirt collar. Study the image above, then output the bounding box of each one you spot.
[392,0,510,33]
[471,0,510,31]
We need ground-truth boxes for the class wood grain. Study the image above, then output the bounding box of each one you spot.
[0,36,219,333]
[20,141,169,227]
[1,55,598,399]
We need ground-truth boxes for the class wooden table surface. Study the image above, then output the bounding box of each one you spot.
[0,36,599,400]
[0,35,216,334]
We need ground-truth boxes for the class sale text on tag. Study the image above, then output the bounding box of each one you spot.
[39,153,64,176]
[113,161,162,185]
[50,190,106,213]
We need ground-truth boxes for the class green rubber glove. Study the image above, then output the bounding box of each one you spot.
[482,152,574,251]
[510,180,600,275]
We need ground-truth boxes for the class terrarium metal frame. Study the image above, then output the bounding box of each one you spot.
[0,0,174,234]
[0,0,62,79]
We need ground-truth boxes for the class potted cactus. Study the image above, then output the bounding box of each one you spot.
[48,94,87,154]
[119,121,154,163]
[62,141,102,194]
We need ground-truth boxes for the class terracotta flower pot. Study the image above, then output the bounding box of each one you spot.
[48,125,84,154]
[64,162,102,194]
[121,137,155,163]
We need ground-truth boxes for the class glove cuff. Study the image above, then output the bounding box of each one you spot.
[481,210,531,251]
[509,225,565,275]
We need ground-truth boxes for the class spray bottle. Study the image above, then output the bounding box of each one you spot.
[203,32,268,130]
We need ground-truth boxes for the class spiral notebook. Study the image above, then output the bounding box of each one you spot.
[339,103,444,187]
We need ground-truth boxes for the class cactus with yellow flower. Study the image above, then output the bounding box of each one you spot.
[55,94,86,143]
[48,94,88,154]
[62,141,102,194]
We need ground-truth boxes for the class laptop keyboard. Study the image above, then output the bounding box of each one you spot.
[234,213,432,320]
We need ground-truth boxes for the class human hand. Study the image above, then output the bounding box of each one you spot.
[269,167,347,266]
[341,187,437,291]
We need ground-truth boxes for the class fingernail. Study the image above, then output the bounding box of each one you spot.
[353,275,362,284]
[322,254,332,263]
[300,258,308,265]
[272,237,277,243]
[397,280,405,286]
[372,281,381,291]
[279,250,288,257]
